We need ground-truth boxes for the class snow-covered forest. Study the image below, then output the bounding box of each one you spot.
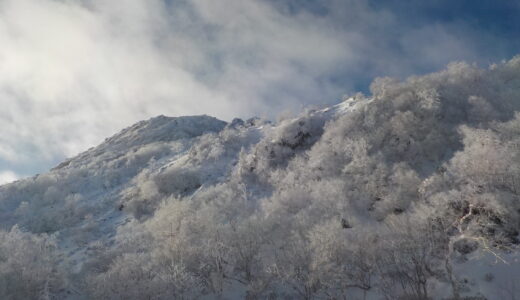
[1,57,520,299]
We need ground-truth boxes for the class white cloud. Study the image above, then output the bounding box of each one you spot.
[0,170,18,185]
[0,0,503,176]
[0,0,355,171]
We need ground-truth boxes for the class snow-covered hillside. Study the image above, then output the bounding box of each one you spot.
[1,58,520,299]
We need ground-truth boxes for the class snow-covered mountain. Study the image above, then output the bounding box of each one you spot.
[1,58,520,299]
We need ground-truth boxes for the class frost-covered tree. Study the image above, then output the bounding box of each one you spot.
[0,227,66,300]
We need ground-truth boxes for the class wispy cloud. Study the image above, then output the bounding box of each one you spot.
[0,0,517,182]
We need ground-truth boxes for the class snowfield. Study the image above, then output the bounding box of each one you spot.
[1,58,520,299]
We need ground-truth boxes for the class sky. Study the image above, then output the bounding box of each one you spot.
[0,0,519,184]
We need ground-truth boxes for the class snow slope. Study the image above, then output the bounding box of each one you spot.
[0,115,227,273]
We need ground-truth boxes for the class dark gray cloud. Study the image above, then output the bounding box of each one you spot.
[0,0,517,183]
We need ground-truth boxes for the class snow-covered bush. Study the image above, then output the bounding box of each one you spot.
[0,226,66,300]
